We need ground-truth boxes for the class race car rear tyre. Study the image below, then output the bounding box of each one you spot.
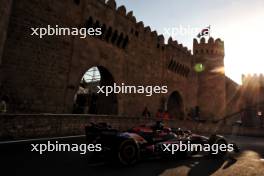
[118,139,140,166]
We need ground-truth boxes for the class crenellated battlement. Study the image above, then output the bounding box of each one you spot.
[193,37,224,56]
[167,37,192,55]
[87,0,193,57]
[242,74,264,86]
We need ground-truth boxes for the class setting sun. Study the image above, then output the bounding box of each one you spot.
[216,7,264,84]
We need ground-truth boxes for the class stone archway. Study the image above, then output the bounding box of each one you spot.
[166,91,184,119]
[73,66,118,115]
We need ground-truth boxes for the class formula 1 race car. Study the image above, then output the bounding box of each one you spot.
[85,121,239,165]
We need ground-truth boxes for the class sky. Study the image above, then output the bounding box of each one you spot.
[115,0,264,84]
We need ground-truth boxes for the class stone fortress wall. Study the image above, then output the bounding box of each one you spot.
[0,0,233,120]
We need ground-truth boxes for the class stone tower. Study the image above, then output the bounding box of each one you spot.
[193,37,226,120]
[240,74,264,126]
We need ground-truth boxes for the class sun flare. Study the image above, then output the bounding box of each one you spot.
[220,10,264,84]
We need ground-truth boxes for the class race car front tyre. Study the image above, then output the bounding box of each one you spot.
[209,135,228,158]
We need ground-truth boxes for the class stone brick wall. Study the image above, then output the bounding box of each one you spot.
[0,114,155,139]
[225,77,241,115]
[1,0,82,113]
[0,0,13,86]
[1,114,264,141]
[0,0,198,117]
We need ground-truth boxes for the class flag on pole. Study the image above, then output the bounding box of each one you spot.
[197,26,210,38]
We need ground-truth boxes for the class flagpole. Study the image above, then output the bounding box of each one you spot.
[208,25,211,38]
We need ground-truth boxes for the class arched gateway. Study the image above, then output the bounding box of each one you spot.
[166,91,184,119]
[73,66,118,115]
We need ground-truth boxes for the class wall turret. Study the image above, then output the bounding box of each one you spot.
[193,37,224,57]
[193,37,226,120]
[240,73,264,127]
[242,73,264,86]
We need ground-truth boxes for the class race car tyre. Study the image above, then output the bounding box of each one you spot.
[209,135,228,158]
[118,139,140,166]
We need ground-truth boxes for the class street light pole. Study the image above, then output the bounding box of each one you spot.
[257,111,263,128]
